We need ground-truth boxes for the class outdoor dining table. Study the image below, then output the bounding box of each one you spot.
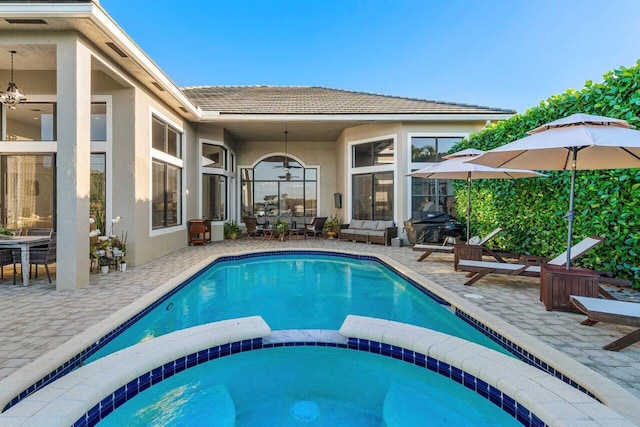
[0,235,50,286]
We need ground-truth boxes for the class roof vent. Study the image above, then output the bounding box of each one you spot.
[5,19,47,25]
[179,107,188,113]
[105,42,127,58]
[151,82,165,92]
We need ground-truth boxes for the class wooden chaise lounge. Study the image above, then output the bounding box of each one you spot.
[413,226,503,262]
[457,236,605,286]
[571,295,640,351]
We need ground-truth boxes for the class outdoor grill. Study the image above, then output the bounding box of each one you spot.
[405,213,463,244]
[443,219,464,239]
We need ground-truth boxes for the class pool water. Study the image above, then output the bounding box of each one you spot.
[97,346,519,426]
[88,254,506,362]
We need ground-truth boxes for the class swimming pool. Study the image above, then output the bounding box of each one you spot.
[98,346,520,426]
[1,250,636,426]
[87,252,506,363]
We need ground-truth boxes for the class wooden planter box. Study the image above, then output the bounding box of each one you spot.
[540,264,600,311]
[454,244,483,271]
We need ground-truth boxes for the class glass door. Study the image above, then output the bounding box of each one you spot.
[352,172,394,221]
[1,154,55,231]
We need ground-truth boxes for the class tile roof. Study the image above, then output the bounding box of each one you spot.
[181,86,515,115]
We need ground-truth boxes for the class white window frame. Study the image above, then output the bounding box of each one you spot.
[199,138,235,224]
[239,154,320,223]
[406,132,468,218]
[0,94,115,227]
[346,134,397,223]
[149,107,186,236]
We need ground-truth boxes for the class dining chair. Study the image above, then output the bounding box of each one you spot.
[13,232,57,284]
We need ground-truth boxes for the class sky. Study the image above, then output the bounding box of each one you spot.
[99,0,640,113]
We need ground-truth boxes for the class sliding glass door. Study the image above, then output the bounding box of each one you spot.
[352,172,393,221]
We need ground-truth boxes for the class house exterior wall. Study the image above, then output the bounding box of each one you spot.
[128,87,197,265]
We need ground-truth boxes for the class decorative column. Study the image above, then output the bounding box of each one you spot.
[55,36,91,290]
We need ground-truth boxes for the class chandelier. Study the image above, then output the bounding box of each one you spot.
[0,51,27,109]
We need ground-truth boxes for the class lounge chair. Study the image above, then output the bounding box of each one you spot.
[457,235,604,286]
[413,226,503,262]
[304,217,327,239]
[243,217,263,239]
[571,295,640,351]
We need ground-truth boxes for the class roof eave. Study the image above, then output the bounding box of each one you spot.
[0,2,202,120]
[200,112,514,122]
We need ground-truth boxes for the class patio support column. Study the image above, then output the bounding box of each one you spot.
[56,36,91,290]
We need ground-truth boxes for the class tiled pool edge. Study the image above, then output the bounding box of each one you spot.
[1,249,638,425]
[1,317,633,427]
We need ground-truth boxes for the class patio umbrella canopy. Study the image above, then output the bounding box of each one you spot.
[408,149,545,242]
[469,113,640,269]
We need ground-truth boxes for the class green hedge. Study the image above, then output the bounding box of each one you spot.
[452,61,640,287]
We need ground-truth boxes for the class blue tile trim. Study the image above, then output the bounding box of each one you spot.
[0,251,589,412]
[347,338,547,427]
[72,338,547,427]
[455,309,599,401]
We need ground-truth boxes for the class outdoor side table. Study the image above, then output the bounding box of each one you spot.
[540,264,600,311]
[188,219,211,245]
[288,228,305,240]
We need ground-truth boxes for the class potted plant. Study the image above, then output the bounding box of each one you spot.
[274,219,288,241]
[99,256,110,274]
[0,226,13,239]
[324,215,341,239]
[224,220,241,240]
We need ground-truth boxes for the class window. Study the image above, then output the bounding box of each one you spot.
[3,102,56,141]
[410,135,463,219]
[352,172,393,220]
[151,115,183,229]
[91,103,107,142]
[152,117,181,157]
[411,136,461,163]
[352,139,394,167]
[0,154,55,231]
[90,154,106,233]
[201,141,231,221]
[202,174,226,221]
[241,156,317,219]
[202,144,226,169]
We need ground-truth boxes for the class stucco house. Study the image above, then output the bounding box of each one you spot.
[0,0,514,290]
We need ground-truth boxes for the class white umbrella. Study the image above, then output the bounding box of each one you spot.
[468,113,640,269]
[409,149,545,242]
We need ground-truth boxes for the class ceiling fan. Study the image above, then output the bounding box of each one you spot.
[275,129,301,180]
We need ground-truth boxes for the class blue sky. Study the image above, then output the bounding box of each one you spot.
[99,0,640,113]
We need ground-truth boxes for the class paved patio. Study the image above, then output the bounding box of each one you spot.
[0,238,639,403]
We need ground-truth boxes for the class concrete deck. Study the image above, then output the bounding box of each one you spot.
[0,238,638,403]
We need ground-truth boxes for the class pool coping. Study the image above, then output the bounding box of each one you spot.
[0,315,633,426]
[0,248,638,424]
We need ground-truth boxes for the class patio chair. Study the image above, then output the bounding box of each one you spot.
[571,295,640,351]
[414,226,503,262]
[12,231,58,285]
[304,217,327,239]
[0,249,13,280]
[243,217,263,239]
[457,235,604,286]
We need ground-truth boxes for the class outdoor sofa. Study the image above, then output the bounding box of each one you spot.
[339,220,397,246]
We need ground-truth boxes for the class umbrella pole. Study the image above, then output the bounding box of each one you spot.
[566,148,578,270]
[466,173,471,243]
